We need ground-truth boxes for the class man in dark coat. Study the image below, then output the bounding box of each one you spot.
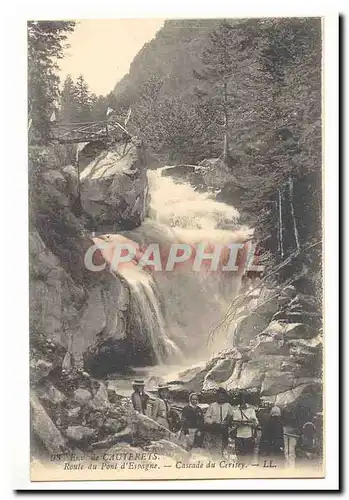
[259,406,284,459]
[131,379,150,415]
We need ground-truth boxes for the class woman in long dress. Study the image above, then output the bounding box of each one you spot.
[179,393,204,450]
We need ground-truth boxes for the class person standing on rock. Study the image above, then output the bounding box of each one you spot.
[149,384,172,429]
[204,387,234,456]
[232,391,259,458]
[179,392,204,450]
[131,379,150,415]
[259,406,284,461]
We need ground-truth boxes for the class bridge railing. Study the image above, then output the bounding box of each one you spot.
[51,119,131,144]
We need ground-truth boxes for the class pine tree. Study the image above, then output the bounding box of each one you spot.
[60,74,78,123]
[74,74,93,122]
[28,21,75,143]
[193,20,251,167]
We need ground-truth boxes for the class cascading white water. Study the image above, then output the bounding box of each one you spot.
[118,266,181,364]
[121,167,253,363]
[148,167,240,231]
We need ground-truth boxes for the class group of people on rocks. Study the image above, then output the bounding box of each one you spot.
[130,381,309,462]
[131,380,322,464]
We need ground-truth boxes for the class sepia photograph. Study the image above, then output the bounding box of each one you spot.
[20,11,338,487]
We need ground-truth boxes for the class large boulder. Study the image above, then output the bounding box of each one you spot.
[234,312,271,346]
[65,425,98,443]
[275,382,322,410]
[263,320,318,340]
[249,331,288,357]
[30,392,67,454]
[72,274,130,371]
[233,361,265,391]
[36,381,67,406]
[30,359,53,384]
[167,363,208,399]
[260,371,295,396]
[202,358,237,391]
[131,412,173,442]
[29,230,87,356]
[73,388,93,405]
[80,138,149,229]
[30,236,132,377]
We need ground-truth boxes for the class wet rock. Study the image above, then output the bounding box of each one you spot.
[62,165,79,199]
[260,394,277,406]
[289,340,322,377]
[74,273,128,359]
[197,158,242,193]
[29,230,85,345]
[30,392,67,454]
[73,388,93,404]
[30,359,53,384]
[65,425,98,442]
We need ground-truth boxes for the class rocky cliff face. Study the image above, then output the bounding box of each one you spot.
[29,138,150,375]
[80,138,149,231]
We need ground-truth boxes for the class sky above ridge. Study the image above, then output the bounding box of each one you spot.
[59,19,165,95]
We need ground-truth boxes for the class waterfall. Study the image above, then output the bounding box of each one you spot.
[118,266,180,364]
[148,167,241,231]
[97,167,253,367]
[120,168,253,361]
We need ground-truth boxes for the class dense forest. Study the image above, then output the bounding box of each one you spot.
[111,18,322,274]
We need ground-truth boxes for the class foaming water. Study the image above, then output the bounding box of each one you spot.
[121,168,253,361]
[98,167,253,371]
[148,168,241,231]
[118,266,181,364]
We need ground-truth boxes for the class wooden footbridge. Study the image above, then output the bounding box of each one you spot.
[51,119,131,145]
